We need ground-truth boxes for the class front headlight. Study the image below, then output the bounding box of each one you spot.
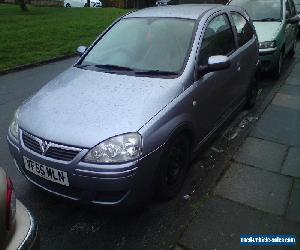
[8,109,20,141]
[259,41,277,49]
[84,133,142,164]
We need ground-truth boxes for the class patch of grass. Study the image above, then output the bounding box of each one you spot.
[0,4,130,72]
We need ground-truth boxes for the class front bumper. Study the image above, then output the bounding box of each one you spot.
[7,133,162,207]
[258,47,279,72]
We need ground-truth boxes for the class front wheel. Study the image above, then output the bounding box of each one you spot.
[156,134,190,200]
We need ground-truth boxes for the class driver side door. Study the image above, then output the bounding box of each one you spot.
[193,13,240,139]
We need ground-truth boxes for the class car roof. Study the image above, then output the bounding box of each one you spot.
[124,4,222,20]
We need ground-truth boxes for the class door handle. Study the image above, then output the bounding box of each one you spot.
[237,63,241,72]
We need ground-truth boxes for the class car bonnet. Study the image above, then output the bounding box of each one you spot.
[18,67,182,148]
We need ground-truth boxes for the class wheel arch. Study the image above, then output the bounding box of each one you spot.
[164,123,195,151]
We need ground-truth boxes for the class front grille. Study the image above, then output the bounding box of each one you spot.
[22,131,82,162]
[22,132,42,154]
[45,146,80,161]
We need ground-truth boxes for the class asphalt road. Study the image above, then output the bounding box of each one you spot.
[0,45,298,249]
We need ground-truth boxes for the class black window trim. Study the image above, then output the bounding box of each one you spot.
[230,11,256,48]
[196,11,237,67]
[285,0,293,18]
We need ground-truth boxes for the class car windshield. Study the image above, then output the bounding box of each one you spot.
[230,0,282,21]
[79,17,196,75]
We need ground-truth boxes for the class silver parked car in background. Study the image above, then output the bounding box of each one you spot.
[7,5,259,207]
[0,168,38,249]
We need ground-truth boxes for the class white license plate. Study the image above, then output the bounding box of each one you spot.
[23,156,69,186]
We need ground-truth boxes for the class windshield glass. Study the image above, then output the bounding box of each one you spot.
[230,0,282,21]
[80,18,196,74]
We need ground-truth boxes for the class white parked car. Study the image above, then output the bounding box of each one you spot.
[0,168,38,250]
[64,0,102,8]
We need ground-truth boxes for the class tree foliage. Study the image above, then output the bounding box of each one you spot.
[19,0,28,11]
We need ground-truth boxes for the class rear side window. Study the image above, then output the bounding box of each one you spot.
[198,14,235,65]
[231,12,254,47]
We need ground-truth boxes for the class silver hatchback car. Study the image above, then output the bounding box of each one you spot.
[7,4,259,207]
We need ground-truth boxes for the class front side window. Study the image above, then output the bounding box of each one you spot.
[80,18,196,74]
[198,14,235,65]
[229,0,282,21]
[286,0,292,17]
[231,12,254,47]
[287,0,297,16]
[290,0,297,15]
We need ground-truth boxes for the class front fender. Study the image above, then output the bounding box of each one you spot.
[139,84,199,157]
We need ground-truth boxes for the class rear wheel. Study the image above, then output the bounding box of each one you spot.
[272,50,283,79]
[288,39,296,57]
[156,134,190,200]
[245,75,258,109]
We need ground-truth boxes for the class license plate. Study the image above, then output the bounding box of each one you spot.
[23,156,69,186]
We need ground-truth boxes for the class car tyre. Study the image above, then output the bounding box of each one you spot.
[272,50,283,79]
[244,75,258,109]
[156,134,190,200]
[288,39,296,57]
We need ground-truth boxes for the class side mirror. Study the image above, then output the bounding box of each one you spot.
[198,55,231,76]
[287,15,300,24]
[76,46,87,55]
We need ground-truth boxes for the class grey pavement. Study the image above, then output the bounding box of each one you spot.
[179,198,300,250]
[178,53,300,249]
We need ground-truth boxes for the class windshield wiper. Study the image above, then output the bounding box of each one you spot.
[75,64,92,69]
[253,18,281,22]
[76,64,178,76]
[135,70,178,76]
[94,64,135,71]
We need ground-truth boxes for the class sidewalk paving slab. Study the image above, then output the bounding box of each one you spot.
[281,147,300,178]
[285,74,300,86]
[289,62,300,78]
[272,93,300,110]
[278,84,300,96]
[178,198,262,250]
[250,104,300,147]
[178,197,300,250]
[272,84,300,111]
[215,164,292,215]
[234,137,287,173]
[286,179,300,222]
